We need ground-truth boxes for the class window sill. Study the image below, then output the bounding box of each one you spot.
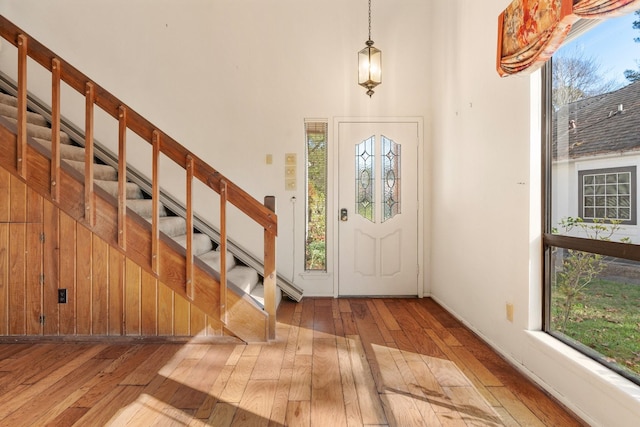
[524,331,640,410]
[299,271,332,280]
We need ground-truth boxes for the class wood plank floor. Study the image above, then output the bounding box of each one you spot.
[0,298,586,426]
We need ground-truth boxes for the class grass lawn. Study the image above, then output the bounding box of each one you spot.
[551,278,640,380]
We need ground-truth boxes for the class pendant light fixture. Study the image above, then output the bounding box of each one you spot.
[358,0,381,97]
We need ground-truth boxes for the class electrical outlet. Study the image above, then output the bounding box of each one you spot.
[58,288,67,304]
[506,303,514,323]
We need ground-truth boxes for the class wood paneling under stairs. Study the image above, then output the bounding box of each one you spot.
[0,298,585,426]
[0,168,222,338]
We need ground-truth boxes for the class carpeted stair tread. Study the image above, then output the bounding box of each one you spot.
[63,159,118,181]
[172,233,214,256]
[128,199,167,218]
[32,138,87,161]
[227,266,259,294]
[156,216,187,237]
[3,116,71,144]
[95,179,143,199]
[199,249,237,272]
[0,93,18,107]
[0,103,49,126]
[250,284,282,308]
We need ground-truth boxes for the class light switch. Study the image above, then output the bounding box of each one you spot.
[285,153,296,191]
[266,154,273,164]
[285,179,297,191]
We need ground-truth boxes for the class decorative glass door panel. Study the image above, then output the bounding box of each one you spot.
[382,135,401,222]
[338,122,418,296]
[356,137,376,222]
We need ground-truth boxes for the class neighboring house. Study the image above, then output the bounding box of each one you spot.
[552,81,640,241]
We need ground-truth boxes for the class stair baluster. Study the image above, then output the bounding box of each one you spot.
[186,154,194,300]
[151,130,160,274]
[16,34,27,178]
[84,82,95,226]
[220,180,228,323]
[51,58,61,202]
[117,105,127,249]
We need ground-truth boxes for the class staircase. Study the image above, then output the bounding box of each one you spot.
[0,15,290,341]
[0,89,283,310]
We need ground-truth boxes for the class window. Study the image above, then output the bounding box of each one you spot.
[579,167,636,224]
[544,10,640,386]
[382,135,401,222]
[354,135,402,224]
[305,120,327,271]
[356,136,375,222]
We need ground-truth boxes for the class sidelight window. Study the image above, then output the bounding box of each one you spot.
[305,120,328,271]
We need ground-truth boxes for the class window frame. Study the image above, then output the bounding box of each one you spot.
[542,57,640,387]
[578,166,636,225]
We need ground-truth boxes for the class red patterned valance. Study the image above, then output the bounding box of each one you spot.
[497,0,640,76]
[573,0,639,17]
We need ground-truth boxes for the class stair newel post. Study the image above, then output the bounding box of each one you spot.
[51,58,61,202]
[264,195,276,340]
[84,82,95,226]
[220,179,228,323]
[16,34,28,178]
[186,155,194,300]
[117,105,127,250]
[151,130,161,274]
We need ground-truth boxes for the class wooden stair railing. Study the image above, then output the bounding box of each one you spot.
[0,15,278,340]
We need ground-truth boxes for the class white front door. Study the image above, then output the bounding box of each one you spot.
[338,121,419,296]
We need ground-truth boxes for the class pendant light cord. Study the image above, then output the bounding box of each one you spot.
[368,0,372,41]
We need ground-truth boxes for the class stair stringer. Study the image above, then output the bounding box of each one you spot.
[0,117,269,342]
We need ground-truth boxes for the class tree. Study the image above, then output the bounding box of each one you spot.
[624,10,640,83]
[553,47,620,109]
[552,217,630,333]
[624,65,640,82]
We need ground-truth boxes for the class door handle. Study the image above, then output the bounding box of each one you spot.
[340,208,348,221]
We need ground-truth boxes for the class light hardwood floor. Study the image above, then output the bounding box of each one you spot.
[0,298,585,426]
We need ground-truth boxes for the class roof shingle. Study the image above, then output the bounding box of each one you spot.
[553,81,640,160]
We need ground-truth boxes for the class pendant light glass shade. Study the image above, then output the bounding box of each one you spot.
[358,40,381,97]
[358,0,381,97]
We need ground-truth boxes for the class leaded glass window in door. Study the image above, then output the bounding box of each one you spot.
[356,136,375,222]
[355,135,402,223]
[382,136,401,222]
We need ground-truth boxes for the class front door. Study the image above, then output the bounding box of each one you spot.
[338,121,419,296]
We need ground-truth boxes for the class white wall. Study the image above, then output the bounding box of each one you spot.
[429,0,640,425]
[429,0,532,356]
[0,0,432,297]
